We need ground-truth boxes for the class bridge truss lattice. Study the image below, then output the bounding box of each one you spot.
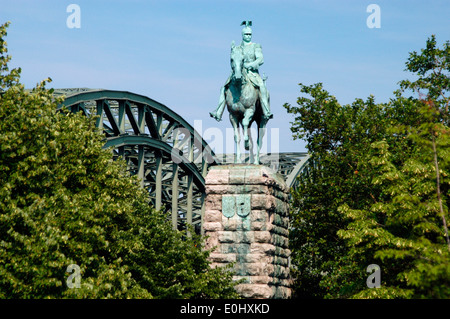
[58,88,310,233]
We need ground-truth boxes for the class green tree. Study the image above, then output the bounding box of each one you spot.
[338,35,450,298]
[121,212,238,299]
[0,21,238,299]
[284,35,449,298]
[284,85,415,298]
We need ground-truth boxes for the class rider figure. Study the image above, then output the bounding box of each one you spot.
[210,21,273,122]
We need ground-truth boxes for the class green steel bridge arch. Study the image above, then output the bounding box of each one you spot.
[58,88,217,233]
[57,88,311,233]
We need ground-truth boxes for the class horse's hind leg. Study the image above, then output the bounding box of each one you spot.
[255,120,268,165]
[242,109,255,151]
[229,113,241,163]
[248,126,255,163]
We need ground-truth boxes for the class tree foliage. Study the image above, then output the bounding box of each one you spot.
[0,22,238,299]
[284,35,449,298]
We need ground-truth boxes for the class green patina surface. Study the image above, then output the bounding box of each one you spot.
[222,194,251,218]
[222,194,252,280]
[222,195,236,218]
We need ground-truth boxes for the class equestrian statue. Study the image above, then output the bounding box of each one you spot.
[210,21,273,164]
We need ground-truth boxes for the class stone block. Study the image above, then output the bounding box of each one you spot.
[243,263,264,276]
[235,284,273,299]
[220,243,237,254]
[202,222,222,232]
[222,216,238,231]
[279,266,291,279]
[241,184,270,194]
[205,195,222,211]
[250,243,275,255]
[271,225,289,237]
[204,210,222,223]
[244,167,265,185]
[275,247,291,259]
[272,265,289,279]
[271,188,289,201]
[205,184,234,195]
[254,231,272,243]
[249,275,272,284]
[274,286,292,299]
[229,168,246,184]
[251,194,273,210]
[240,253,272,264]
[218,231,235,243]
[274,198,288,214]
[203,232,219,251]
[235,243,251,256]
[261,166,288,192]
[209,253,236,263]
[235,217,251,231]
[250,221,265,231]
[250,210,267,222]
[205,168,229,185]
[282,248,291,258]
[234,231,254,244]
[274,236,289,249]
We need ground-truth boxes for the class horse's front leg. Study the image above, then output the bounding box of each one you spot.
[229,113,241,163]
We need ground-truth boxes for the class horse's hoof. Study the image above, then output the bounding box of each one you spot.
[209,112,221,122]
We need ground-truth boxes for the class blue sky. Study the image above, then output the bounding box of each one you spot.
[1,0,449,152]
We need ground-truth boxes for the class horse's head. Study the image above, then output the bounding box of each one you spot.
[230,42,244,82]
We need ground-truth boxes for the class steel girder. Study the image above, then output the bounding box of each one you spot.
[59,89,218,233]
[277,152,311,189]
[57,88,312,233]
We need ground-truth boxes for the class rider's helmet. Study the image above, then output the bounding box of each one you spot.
[241,21,252,42]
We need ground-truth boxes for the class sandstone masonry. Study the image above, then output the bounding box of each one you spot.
[203,164,291,299]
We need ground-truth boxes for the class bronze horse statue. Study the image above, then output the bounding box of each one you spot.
[225,43,269,164]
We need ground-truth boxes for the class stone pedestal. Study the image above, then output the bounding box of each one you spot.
[202,165,291,299]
